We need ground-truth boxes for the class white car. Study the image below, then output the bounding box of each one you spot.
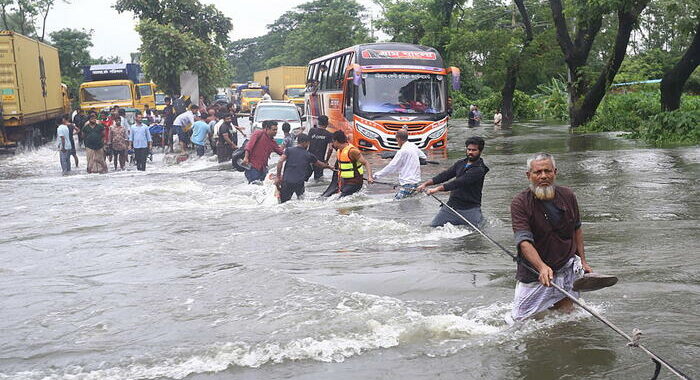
[250,101,307,144]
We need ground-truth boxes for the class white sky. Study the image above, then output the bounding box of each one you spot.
[43,0,382,62]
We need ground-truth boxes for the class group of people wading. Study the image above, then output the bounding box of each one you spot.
[56,106,610,321]
[242,114,605,321]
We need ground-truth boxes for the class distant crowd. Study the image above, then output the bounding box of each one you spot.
[55,97,245,175]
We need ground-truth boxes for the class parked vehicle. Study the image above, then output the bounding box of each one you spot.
[79,63,156,113]
[253,66,307,100]
[236,82,268,114]
[0,31,68,148]
[250,101,306,145]
[284,84,306,114]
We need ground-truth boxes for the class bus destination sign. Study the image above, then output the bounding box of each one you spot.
[361,50,437,60]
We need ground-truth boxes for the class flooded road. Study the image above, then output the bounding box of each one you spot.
[0,119,697,379]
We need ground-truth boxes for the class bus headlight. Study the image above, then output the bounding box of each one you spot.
[428,126,446,139]
[356,123,380,140]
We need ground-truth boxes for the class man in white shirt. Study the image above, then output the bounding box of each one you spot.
[173,104,199,153]
[493,109,503,129]
[56,115,73,174]
[374,129,426,200]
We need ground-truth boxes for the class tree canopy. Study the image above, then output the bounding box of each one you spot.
[114,0,232,96]
[228,0,373,82]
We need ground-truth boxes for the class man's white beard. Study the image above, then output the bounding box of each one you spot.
[530,183,556,200]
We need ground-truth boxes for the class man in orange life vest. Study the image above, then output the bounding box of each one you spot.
[331,130,374,197]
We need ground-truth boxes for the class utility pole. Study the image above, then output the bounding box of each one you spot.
[512,0,517,27]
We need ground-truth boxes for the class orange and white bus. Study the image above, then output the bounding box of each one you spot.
[305,43,460,151]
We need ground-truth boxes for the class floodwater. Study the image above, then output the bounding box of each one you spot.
[0,119,697,380]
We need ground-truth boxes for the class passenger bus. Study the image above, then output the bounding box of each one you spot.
[305,43,460,151]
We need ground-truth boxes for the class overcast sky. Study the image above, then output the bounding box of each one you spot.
[43,0,382,62]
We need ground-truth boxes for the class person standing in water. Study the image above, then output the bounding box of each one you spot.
[275,133,333,203]
[417,136,489,227]
[510,152,599,320]
[373,129,426,200]
[129,113,153,171]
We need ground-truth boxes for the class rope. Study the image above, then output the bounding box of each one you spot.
[425,192,694,380]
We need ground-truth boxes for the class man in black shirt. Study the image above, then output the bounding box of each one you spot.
[307,115,333,181]
[275,133,333,203]
[417,136,489,227]
[162,97,177,152]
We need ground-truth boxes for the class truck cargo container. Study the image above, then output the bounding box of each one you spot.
[0,31,66,148]
[253,66,307,101]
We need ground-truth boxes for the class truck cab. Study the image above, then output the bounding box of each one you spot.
[283,84,306,114]
[237,83,267,114]
[78,64,155,112]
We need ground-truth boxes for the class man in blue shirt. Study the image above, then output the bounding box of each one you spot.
[129,113,152,171]
[56,114,73,174]
[190,114,211,157]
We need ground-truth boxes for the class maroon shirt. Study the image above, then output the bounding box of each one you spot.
[245,129,284,171]
[510,186,581,283]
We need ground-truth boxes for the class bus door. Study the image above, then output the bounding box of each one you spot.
[342,69,354,123]
[136,83,156,110]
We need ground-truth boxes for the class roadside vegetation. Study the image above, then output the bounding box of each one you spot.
[0,0,697,145]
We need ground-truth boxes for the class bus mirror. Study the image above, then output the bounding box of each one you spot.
[449,67,461,90]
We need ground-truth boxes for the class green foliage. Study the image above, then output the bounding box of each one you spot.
[582,92,661,133]
[533,77,569,121]
[48,28,94,100]
[136,20,229,96]
[228,0,373,82]
[49,28,92,80]
[114,0,231,48]
[633,110,700,145]
[580,92,700,145]
[115,0,232,96]
[0,0,63,41]
[450,89,538,120]
[373,0,428,44]
[615,49,677,83]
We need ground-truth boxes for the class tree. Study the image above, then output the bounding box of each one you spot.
[114,0,231,48]
[660,22,700,111]
[0,0,64,40]
[114,0,232,96]
[500,0,534,127]
[548,0,649,127]
[136,20,229,96]
[49,28,92,79]
[374,0,429,44]
[228,0,373,82]
[266,0,373,66]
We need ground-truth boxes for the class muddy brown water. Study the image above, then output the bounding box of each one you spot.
[0,118,697,379]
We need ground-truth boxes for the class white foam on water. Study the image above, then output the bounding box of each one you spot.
[0,292,607,380]
[0,293,502,380]
[323,213,473,246]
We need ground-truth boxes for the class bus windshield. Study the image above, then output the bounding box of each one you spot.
[286,88,305,98]
[242,89,264,98]
[155,93,166,105]
[357,73,445,114]
[81,85,131,102]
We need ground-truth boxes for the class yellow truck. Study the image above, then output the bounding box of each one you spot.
[235,83,266,114]
[79,63,156,113]
[253,66,306,100]
[0,31,67,148]
[283,84,306,113]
